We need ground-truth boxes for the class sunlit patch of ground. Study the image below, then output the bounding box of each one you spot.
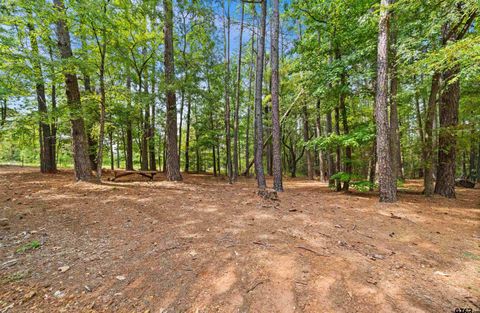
[0,165,479,312]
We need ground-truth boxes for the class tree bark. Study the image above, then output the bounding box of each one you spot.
[149,63,156,171]
[254,0,267,190]
[434,64,459,198]
[389,13,403,181]
[27,22,55,173]
[315,100,325,182]
[271,0,283,191]
[185,94,192,172]
[163,0,182,181]
[334,105,341,191]
[233,2,244,181]
[94,21,107,180]
[374,0,397,202]
[223,0,233,183]
[339,73,351,191]
[326,110,335,187]
[423,72,440,196]
[126,75,134,170]
[54,0,93,181]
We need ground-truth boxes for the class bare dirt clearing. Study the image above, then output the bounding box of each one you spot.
[0,166,479,313]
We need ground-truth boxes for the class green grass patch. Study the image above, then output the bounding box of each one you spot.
[16,240,41,253]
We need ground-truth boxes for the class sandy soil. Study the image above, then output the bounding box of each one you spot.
[0,166,479,313]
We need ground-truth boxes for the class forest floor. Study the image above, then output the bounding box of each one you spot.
[0,165,479,313]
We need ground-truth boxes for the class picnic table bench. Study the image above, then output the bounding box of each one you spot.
[110,170,158,181]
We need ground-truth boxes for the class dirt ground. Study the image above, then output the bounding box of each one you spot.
[0,166,479,313]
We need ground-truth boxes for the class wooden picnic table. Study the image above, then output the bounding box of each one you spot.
[110,170,158,181]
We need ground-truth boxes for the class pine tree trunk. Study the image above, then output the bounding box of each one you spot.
[334,106,341,191]
[223,0,233,183]
[271,0,283,191]
[48,45,57,171]
[374,0,397,202]
[339,73,351,191]
[245,6,256,178]
[389,4,403,182]
[368,141,377,191]
[163,0,182,181]
[469,129,476,180]
[96,43,106,180]
[233,2,244,181]
[54,0,93,181]
[185,94,191,172]
[434,65,459,198]
[326,110,335,187]
[423,72,440,195]
[27,23,55,174]
[109,131,114,170]
[303,103,313,180]
[140,70,149,171]
[126,75,134,170]
[149,67,156,171]
[253,0,267,190]
[315,100,325,182]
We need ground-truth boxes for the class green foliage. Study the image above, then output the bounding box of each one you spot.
[16,240,41,253]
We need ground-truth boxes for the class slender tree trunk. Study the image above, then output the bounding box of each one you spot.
[140,68,149,171]
[271,0,283,191]
[179,89,184,160]
[245,7,256,178]
[339,73,351,191]
[423,72,440,195]
[469,129,476,180]
[27,23,55,174]
[326,110,335,187]
[95,26,107,180]
[315,100,325,182]
[163,0,182,181]
[375,0,397,202]
[334,106,341,191]
[233,2,244,180]
[254,0,267,190]
[185,94,192,172]
[368,141,377,191]
[223,0,233,183]
[477,142,480,182]
[109,131,114,170]
[125,76,134,170]
[54,0,93,181]
[389,13,403,181]
[1,99,6,125]
[149,65,156,171]
[48,45,57,171]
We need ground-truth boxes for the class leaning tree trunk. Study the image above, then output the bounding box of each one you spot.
[271,0,283,191]
[163,0,182,181]
[54,0,93,181]
[374,0,397,202]
[253,0,267,190]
